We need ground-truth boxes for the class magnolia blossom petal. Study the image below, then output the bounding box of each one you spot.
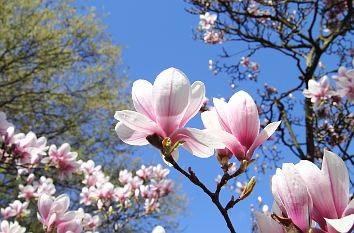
[171,128,224,158]
[322,150,349,217]
[325,214,354,233]
[343,199,354,216]
[254,212,285,233]
[115,110,162,135]
[152,68,191,135]
[295,160,338,221]
[152,225,166,233]
[179,81,205,127]
[201,109,222,130]
[38,194,53,220]
[271,164,312,232]
[228,91,260,148]
[51,194,70,214]
[212,129,245,160]
[246,121,281,160]
[115,123,149,145]
[132,79,155,121]
[213,97,232,133]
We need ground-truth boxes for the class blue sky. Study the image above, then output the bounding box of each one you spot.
[86,0,304,232]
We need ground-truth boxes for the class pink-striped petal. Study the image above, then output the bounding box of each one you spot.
[152,68,191,135]
[132,79,155,121]
[228,91,260,149]
[114,110,163,135]
[170,128,224,158]
[295,160,338,222]
[213,98,232,133]
[212,129,245,160]
[38,194,53,220]
[115,123,149,146]
[246,121,281,160]
[322,150,349,217]
[254,212,285,233]
[179,81,205,127]
[271,164,312,232]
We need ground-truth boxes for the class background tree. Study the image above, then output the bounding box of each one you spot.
[0,0,185,231]
[186,0,353,176]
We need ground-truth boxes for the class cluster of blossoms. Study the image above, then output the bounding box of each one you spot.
[255,150,354,233]
[303,67,354,106]
[0,111,174,232]
[198,12,223,44]
[80,160,173,214]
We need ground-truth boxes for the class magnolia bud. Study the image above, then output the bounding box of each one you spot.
[239,176,256,200]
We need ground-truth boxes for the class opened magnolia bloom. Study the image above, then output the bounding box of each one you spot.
[256,150,354,233]
[115,67,224,161]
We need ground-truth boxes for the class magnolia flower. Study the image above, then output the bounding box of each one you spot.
[152,225,166,233]
[57,220,82,233]
[333,66,354,104]
[42,143,79,179]
[115,67,223,162]
[0,220,25,233]
[199,12,217,30]
[201,91,280,161]
[295,150,354,233]
[303,76,331,105]
[37,194,77,231]
[271,163,313,232]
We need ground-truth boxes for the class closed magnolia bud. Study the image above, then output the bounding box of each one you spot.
[239,176,256,200]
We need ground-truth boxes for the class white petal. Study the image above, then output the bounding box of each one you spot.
[115,122,149,145]
[325,214,354,233]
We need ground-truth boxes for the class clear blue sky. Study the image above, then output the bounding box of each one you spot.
[86,1,304,232]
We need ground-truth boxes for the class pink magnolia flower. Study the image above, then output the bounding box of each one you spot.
[201,91,280,161]
[0,207,14,220]
[18,184,36,200]
[333,66,354,104]
[42,143,79,179]
[136,165,152,180]
[271,163,313,232]
[9,200,29,217]
[303,76,332,105]
[82,213,100,231]
[295,150,354,233]
[115,67,223,162]
[0,220,25,233]
[37,194,77,231]
[199,12,217,30]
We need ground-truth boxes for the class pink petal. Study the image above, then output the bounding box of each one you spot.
[114,110,163,135]
[295,160,338,222]
[228,91,260,149]
[254,212,285,233]
[115,122,149,146]
[132,79,155,121]
[212,129,245,160]
[152,68,191,135]
[325,214,354,233]
[343,199,354,216]
[179,81,205,127]
[170,128,224,158]
[322,150,349,217]
[213,98,232,133]
[308,80,321,95]
[246,121,281,160]
[38,194,53,220]
[201,109,223,130]
[52,194,70,214]
[271,164,312,232]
